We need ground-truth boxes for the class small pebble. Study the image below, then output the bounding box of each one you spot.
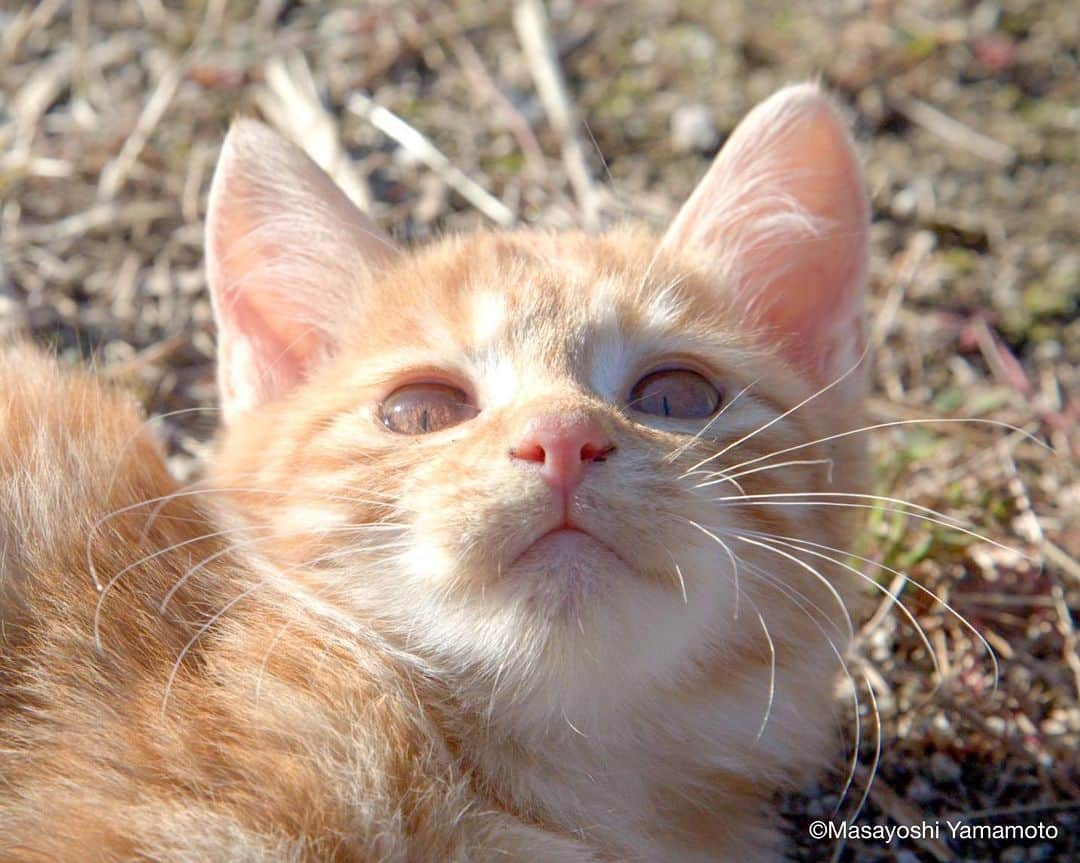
[891,187,918,219]
[1000,846,1027,863]
[907,776,936,803]
[930,751,962,783]
[670,104,719,153]
[630,37,656,63]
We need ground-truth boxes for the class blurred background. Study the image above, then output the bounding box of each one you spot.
[0,1,1076,860]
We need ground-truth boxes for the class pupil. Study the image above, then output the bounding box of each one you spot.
[420,408,430,433]
[662,394,670,417]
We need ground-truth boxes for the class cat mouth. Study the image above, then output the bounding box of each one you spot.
[510,523,633,576]
[532,526,595,549]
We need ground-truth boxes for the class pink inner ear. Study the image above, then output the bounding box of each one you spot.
[205,120,398,421]
[661,85,869,389]
[216,286,323,412]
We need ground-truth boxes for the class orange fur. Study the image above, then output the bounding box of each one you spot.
[1,84,869,861]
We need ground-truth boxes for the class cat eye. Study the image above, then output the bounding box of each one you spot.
[628,369,721,419]
[380,382,478,434]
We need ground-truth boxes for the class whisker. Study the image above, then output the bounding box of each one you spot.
[93,524,270,651]
[713,417,1047,482]
[102,406,222,512]
[845,672,881,826]
[674,561,688,605]
[684,519,742,619]
[659,544,689,604]
[157,533,276,617]
[706,496,1026,560]
[719,457,835,484]
[834,665,864,820]
[750,603,775,743]
[135,483,402,539]
[701,490,961,525]
[250,560,371,719]
[163,538,415,719]
[485,661,507,726]
[734,531,939,681]
[88,483,402,590]
[737,558,847,641]
[96,521,407,651]
[735,557,862,809]
[681,468,746,497]
[738,528,1000,691]
[733,535,854,641]
[680,342,871,477]
[160,580,265,718]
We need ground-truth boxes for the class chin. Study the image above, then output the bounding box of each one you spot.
[489,541,736,727]
[506,528,632,614]
[385,531,733,728]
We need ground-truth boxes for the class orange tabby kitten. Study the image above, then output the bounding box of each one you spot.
[0,83,868,861]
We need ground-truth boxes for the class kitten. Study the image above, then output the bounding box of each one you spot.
[0,83,869,861]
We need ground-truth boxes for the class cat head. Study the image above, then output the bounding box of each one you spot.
[206,84,869,732]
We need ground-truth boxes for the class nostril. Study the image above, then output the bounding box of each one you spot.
[580,442,616,463]
[510,441,546,463]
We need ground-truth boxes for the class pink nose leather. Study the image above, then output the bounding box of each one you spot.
[510,414,614,493]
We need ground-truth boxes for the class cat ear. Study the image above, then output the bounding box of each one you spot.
[661,84,869,391]
[206,119,397,421]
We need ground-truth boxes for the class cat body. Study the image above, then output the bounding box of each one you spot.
[0,84,869,861]
[0,346,606,862]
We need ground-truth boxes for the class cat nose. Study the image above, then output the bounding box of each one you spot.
[510,414,615,493]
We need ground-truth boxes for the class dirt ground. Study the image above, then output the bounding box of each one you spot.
[0,2,1076,860]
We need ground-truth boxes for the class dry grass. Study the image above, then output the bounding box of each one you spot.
[0,2,1076,860]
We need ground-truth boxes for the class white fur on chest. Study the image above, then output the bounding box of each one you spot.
[473,652,831,862]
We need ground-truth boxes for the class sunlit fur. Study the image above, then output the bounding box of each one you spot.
[1,84,869,861]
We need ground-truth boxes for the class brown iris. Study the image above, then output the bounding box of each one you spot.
[380,383,478,434]
[629,369,721,419]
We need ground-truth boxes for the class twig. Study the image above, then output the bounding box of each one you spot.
[957,593,1069,611]
[512,0,600,230]
[892,95,1017,167]
[103,331,191,380]
[945,797,1080,821]
[1043,541,1080,584]
[10,35,133,151]
[855,571,909,645]
[854,767,956,862]
[98,61,184,202]
[450,36,548,181]
[257,52,373,213]
[346,93,515,227]
[872,229,935,348]
[181,143,214,226]
[981,626,1016,661]
[0,0,66,65]
[971,317,1031,395]
[997,443,1080,702]
[0,152,74,180]
[4,202,176,245]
